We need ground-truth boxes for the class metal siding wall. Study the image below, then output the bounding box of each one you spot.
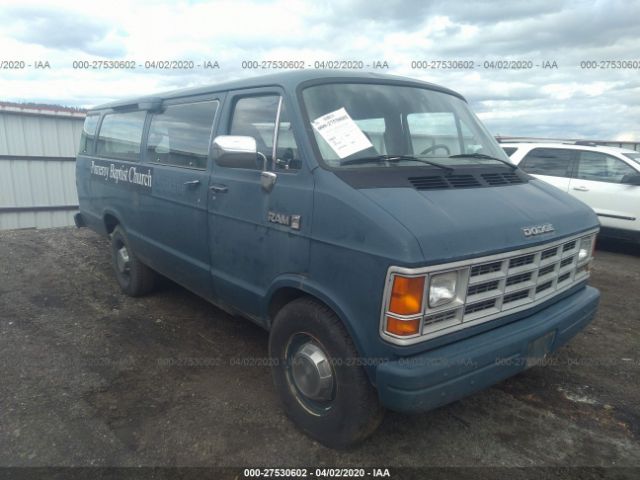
[0,210,76,230]
[0,111,83,230]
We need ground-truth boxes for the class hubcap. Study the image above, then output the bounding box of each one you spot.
[290,342,334,401]
[116,246,130,274]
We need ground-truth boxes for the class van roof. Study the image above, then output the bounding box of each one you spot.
[90,70,466,111]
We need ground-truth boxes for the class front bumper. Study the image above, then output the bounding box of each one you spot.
[375,285,600,413]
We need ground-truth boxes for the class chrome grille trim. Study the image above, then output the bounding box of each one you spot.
[380,228,598,346]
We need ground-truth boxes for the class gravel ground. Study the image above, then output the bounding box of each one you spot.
[0,227,638,475]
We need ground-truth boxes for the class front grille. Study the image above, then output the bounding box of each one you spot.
[465,298,496,314]
[467,280,499,296]
[509,253,535,268]
[506,271,532,286]
[560,256,574,268]
[471,260,502,277]
[538,264,555,276]
[423,309,458,327]
[535,280,553,294]
[382,230,597,345]
[460,236,590,321]
[503,289,529,304]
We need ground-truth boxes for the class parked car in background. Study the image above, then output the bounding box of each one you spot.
[506,142,640,243]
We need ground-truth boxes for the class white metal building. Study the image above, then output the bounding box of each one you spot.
[0,102,85,230]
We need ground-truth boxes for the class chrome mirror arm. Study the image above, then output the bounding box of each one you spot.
[257,151,268,171]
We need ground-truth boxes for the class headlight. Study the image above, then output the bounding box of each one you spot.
[577,236,594,265]
[428,271,458,307]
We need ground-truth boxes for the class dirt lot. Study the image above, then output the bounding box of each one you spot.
[0,227,639,473]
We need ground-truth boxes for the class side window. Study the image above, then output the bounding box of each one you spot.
[78,114,99,154]
[576,151,636,183]
[96,111,146,161]
[229,95,301,171]
[519,148,572,177]
[146,101,218,169]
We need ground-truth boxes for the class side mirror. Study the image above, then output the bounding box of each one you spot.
[621,172,640,186]
[213,135,260,169]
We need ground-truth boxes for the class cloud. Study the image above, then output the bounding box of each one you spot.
[429,0,640,56]
[0,0,637,141]
[314,0,563,28]
[1,5,125,57]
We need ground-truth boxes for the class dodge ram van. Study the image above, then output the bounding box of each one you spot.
[75,71,600,448]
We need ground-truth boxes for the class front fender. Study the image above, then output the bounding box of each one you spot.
[264,274,370,365]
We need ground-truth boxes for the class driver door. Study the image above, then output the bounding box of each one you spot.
[207,89,314,319]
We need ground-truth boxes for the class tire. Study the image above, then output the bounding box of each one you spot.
[110,225,156,297]
[269,297,384,449]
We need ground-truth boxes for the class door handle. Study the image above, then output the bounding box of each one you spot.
[183,180,201,187]
[209,184,228,193]
[572,186,589,192]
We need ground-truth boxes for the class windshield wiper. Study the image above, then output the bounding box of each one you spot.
[341,154,454,173]
[448,152,517,170]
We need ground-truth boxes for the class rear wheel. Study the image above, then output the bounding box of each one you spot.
[269,297,384,448]
[111,225,156,297]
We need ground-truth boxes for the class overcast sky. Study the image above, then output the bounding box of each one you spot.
[0,0,638,140]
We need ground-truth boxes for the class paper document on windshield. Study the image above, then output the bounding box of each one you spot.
[311,108,373,159]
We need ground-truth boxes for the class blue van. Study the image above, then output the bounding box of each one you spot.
[75,71,600,448]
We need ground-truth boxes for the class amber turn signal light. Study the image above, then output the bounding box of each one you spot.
[389,275,425,315]
[386,316,421,336]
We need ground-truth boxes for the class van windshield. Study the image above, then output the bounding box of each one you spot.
[302,82,510,169]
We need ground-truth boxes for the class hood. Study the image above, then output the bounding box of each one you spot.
[359,178,599,265]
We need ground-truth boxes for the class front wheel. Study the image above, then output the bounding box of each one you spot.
[269,297,384,448]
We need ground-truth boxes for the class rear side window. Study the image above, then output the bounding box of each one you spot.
[146,101,218,169]
[96,111,146,161]
[79,114,99,154]
[576,151,636,183]
[519,148,573,177]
